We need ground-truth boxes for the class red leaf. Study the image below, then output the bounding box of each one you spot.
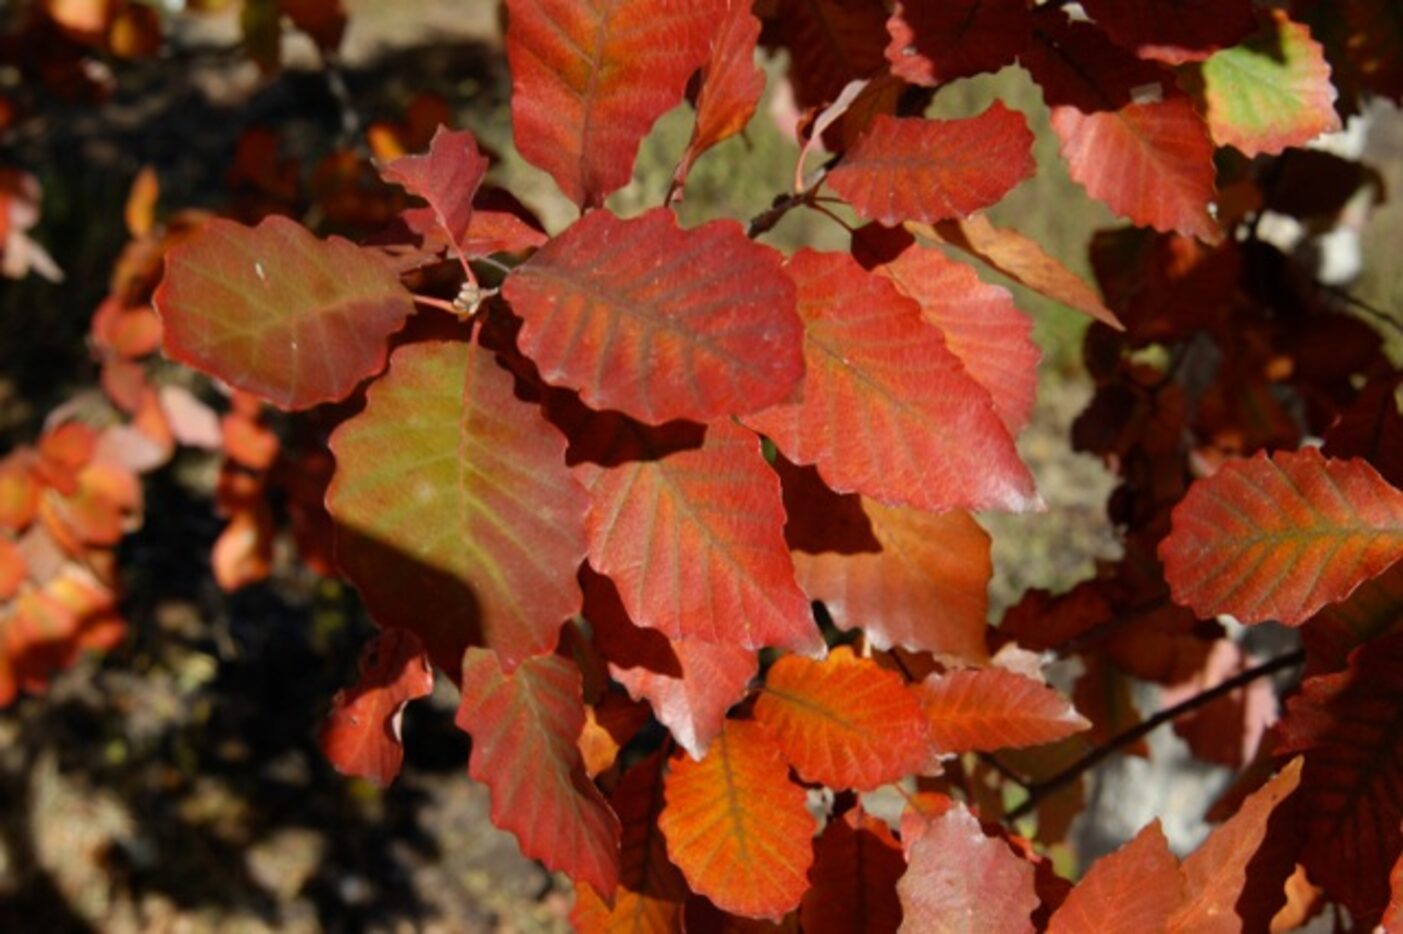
[505,0,722,207]
[799,809,905,934]
[380,125,488,269]
[585,568,756,759]
[854,224,1039,433]
[318,629,434,789]
[827,106,1035,226]
[456,648,621,896]
[745,249,1037,513]
[503,207,803,425]
[1080,0,1256,65]
[754,646,931,790]
[326,340,589,673]
[884,0,1032,87]
[571,752,687,933]
[1275,636,1403,927]
[1301,559,1403,675]
[1047,821,1183,934]
[1168,757,1303,933]
[577,416,819,654]
[916,668,1089,753]
[154,216,415,410]
[1159,448,1403,626]
[768,0,889,112]
[1386,848,1403,934]
[1162,639,1277,769]
[897,802,1038,933]
[781,458,992,663]
[674,0,766,190]
[659,719,816,920]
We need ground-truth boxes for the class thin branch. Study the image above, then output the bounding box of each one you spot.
[1005,649,1305,822]
[1318,280,1403,339]
[979,753,1031,789]
[411,294,460,314]
[746,186,819,239]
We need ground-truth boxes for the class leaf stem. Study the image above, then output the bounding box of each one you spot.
[1004,648,1306,822]
[411,294,461,314]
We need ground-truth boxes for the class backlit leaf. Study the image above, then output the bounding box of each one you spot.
[585,567,756,759]
[1159,447,1403,626]
[505,0,721,207]
[576,416,820,654]
[800,809,905,934]
[457,648,621,896]
[660,718,815,919]
[883,0,1032,87]
[1168,757,1303,933]
[897,803,1037,933]
[379,125,488,269]
[1195,12,1340,158]
[503,207,803,425]
[1047,821,1183,934]
[916,668,1089,753]
[1080,0,1256,65]
[827,106,1035,226]
[154,216,415,410]
[318,629,434,789]
[326,340,589,673]
[780,458,992,664]
[745,250,1037,513]
[1275,636,1403,927]
[674,0,765,191]
[754,646,930,790]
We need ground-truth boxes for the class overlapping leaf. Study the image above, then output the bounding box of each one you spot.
[503,207,803,425]
[379,125,488,268]
[768,0,889,112]
[1195,12,1340,158]
[916,668,1089,753]
[827,106,1035,226]
[674,0,765,191]
[799,809,905,934]
[854,224,1039,432]
[884,0,1032,87]
[745,250,1037,513]
[1080,0,1256,65]
[318,629,434,789]
[584,568,756,759]
[574,415,820,654]
[1276,637,1403,927]
[456,648,621,897]
[754,646,930,789]
[504,0,721,207]
[326,340,589,673]
[1159,447,1403,626]
[154,216,415,410]
[780,458,992,663]
[1048,821,1183,934]
[897,803,1038,933]
[659,719,816,919]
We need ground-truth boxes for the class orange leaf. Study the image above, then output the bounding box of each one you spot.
[659,719,815,919]
[0,537,25,600]
[674,0,765,191]
[755,646,930,790]
[1047,820,1184,934]
[457,648,621,896]
[0,453,40,533]
[916,668,1089,753]
[318,629,434,788]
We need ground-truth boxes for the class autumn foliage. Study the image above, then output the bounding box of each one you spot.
[4,0,1403,929]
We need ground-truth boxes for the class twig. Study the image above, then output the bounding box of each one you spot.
[746,186,819,239]
[1004,649,1305,822]
[979,753,1031,788]
[1317,281,1403,339]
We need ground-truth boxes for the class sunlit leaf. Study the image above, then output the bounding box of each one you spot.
[674,0,765,191]
[379,125,489,268]
[1047,821,1183,934]
[916,667,1089,753]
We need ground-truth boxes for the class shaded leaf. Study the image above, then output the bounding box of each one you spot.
[745,249,1037,513]
[457,648,621,896]
[318,629,434,789]
[754,646,930,790]
[326,340,589,673]
[897,802,1037,933]
[780,458,992,664]
[1159,447,1403,626]
[916,668,1089,753]
[1048,821,1183,934]
[884,0,1031,87]
[674,0,766,191]
[1162,639,1277,769]
[827,106,1035,226]
[1195,12,1340,158]
[380,125,488,269]
[504,207,803,425]
[154,216,415,410]
[800,809,905,934]
[505,0,721,207]
[768,0,889,112]
[1080,0,1255,65]
[1302,559,1403,675]
[659,719,816,920]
